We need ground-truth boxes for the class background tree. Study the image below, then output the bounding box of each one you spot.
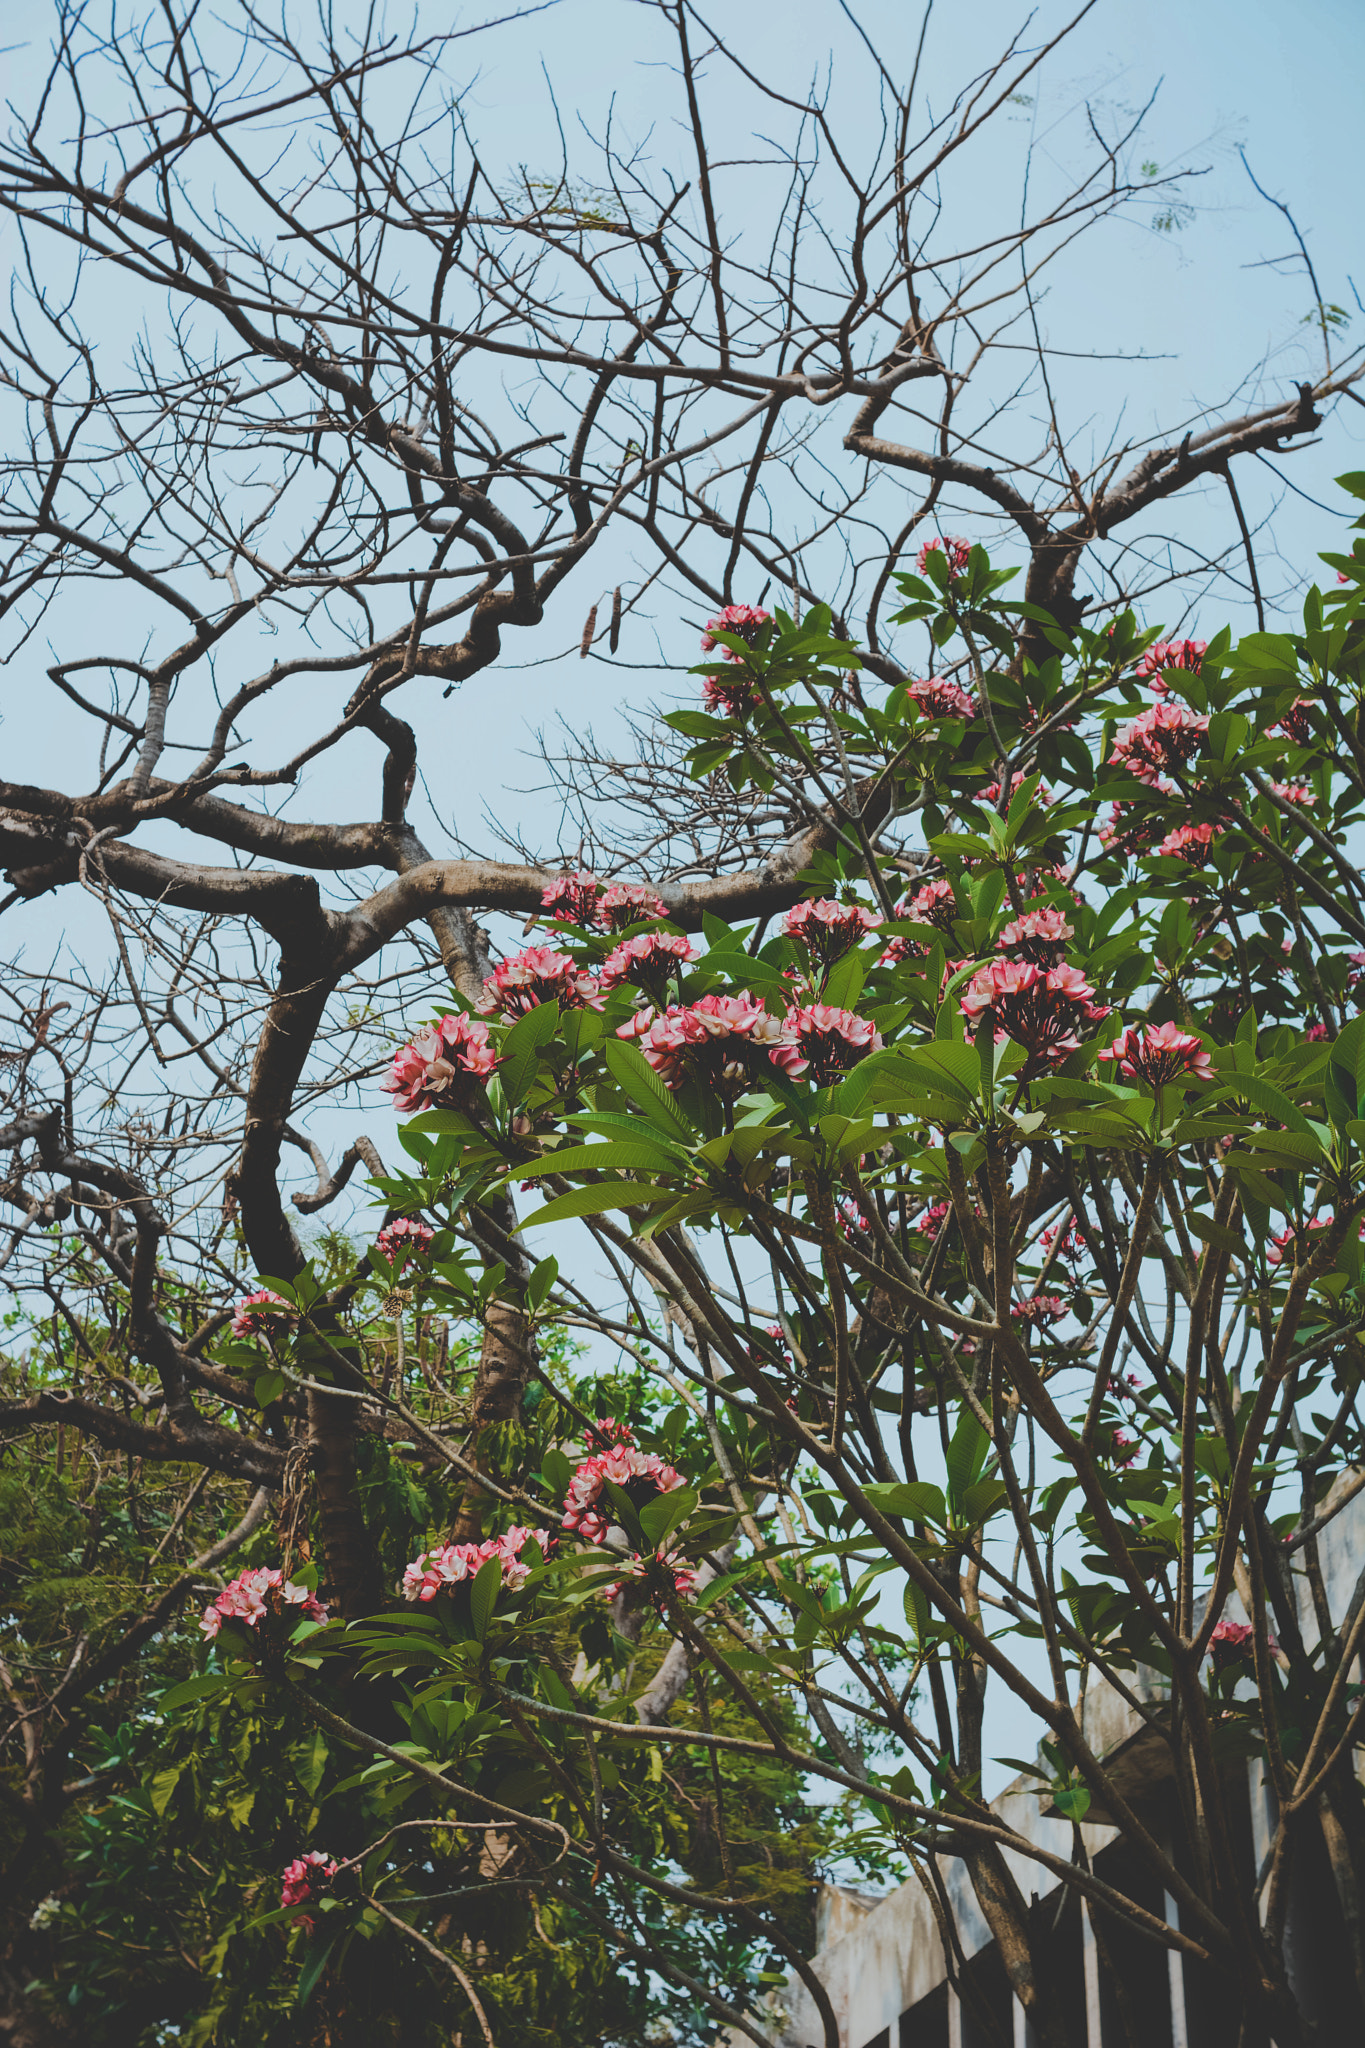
[2,3,1364,2044]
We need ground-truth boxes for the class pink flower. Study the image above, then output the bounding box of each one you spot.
[980,771,1051,810]
[375,1217,435,1269]
[901,878,959,935]
[598,931,697,999]
[1111,704,1209,785]
[1265,1215,1364,1269]
[541,871,603,928]
[618,992,787,1091]
[960,960,1110,1071]
[907,676,976,720]
[998,907,1074,966]
[1109,1431,1138,1467]
[1273,699,1315,746]
[200,1567,328,1640]
[913,1200,951,1242]
[1099,1021,1214,1086]
[384,1014,498,1114]
[783,899,879,972]
[230,1288,292,1339]
[917,535,972,578]
[1011,1294,1067,1325]
[281,1851,338,1929]
[1210,1617,1277,1659]
[401,1526,548,1602]
[1268,782,1314,807]
[1041,1218,1088,1265]
[564,1443,683,1548]
[599,880,668,931]
[701,603,771,657]
[770,1004,883,1085]
[1153,821,1216,863]
[1305,1021,1329,1042]
[482,946,602,1019]
[877,934,921,968]
[1136,640,1206,694]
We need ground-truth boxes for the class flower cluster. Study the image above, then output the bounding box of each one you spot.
[701,603,771,656]
[1272,698,1315,746]
[1210,1617,1277,1660]
[200,1568,328,1641]
[375,1217,435,1269]
[482,946,602,1018]
[231,1288,291,1339]
[1100,1022,1214,1086]
[1041,1218,1089,1265]
[599,931,696,999]
[385,1014,498,1113]
[1265,1215,1363,1269]
[902,877,958,934]
[600,880,668,930]
[960,960,1109,1070]
[402,1526,547,1603]
[771,1004,882,1085]
[917,535,971,578]
[281,1851,338,1930]
[1011,1295,1067,1325]
[541,871,603,927]
[980,770,1050,809]
[618,992,786,1091]
[1098,802,1170,857]
[998,907,1073,966]
[907,675,976,720]
[913,1200,951,1242]
[1154,821,1216,863]
[563,1437,683,1547]
[1268,781,1314,807]
[1136,639,1206,693]
[1109,1431,1139,1467]
[783,899,879,972]
[1110,704,1209,785]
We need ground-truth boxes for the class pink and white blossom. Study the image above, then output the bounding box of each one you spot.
[384,1014,498,1114]
[230,1288,292,1339]
[375,1217,435,1269]
[907,676,976,720]
[540,871,603,928]
[401,1526,548,1603]
[917,535,972,578]
[598,931,696,998]
[599,880,669,930]
[783,899,879,972]
[960,959,1109,1070]
[1154,821,1216,863]
[617,992,788,1091]
[200,1567,328,1641]
[563,1442,683,1548]
[1099,1021,1214,1086]
[482,946,602,1018]
[1110,703,1209,785]
[281,1851,338,1929]
[770,1004,882,1085]
[1136,639,1206,694]
[998,907,1073,966]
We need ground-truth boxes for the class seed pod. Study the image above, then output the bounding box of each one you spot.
[580,604,598,658]
[609,585,622,653]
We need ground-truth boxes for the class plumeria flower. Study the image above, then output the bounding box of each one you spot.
[1268,782,1314,807]
[783,899,879,972]
[563,1443,683,1548]
[375,1217,435,1269]
[1011,1294,1068,1325]
[700,603,770,657]
[617,992,788,1091]
[1109,1431,1139,1467]
[998,907,1073,966]
[1210,1618,1277,1660]
[482,947,602,1018]
[900,877,959,934]
[402,1526,547,1602]
[770,1004,882,1085]
[1272,698,1315,746]
[1110,703,1209,784]
[230,1288,292,1339]
[907,675,976,720]
[960,960,1109,1071]
[917,535,971,578]
[598,931,696,1000]
[599,880,668,930]
[1099,1022,1214,1086]
[281,1851,338,1931]
[1136,639,1206,695]
[1265,1214,1364,1269]
[200,1567,328,1640]
[384,1014,498,1113]
[541,871,603,927]
[980,770,1051,809]
[913,1200,951,1242]
[1154,821,1216,863]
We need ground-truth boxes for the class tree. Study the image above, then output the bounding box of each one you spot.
[2,4,1364,2044]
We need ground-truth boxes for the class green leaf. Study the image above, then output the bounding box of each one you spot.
[297,1932,341,2009]
[864,1480,947,1526]
[148,1764,184,1817]
[527,1180,675,1226]
[500,1000,563,1104]
[946,1407,991,1512]
[822,946,870,1011]
[1051,1784,1092,1823]
[526,1254,559,1311]
[541,1445,573,1503]
[469,1557,502,1640]
[517,1139,685,1179]
[961,1479,1010,1526]
[603,1038,697,1140]
[639,1486,698,1548]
